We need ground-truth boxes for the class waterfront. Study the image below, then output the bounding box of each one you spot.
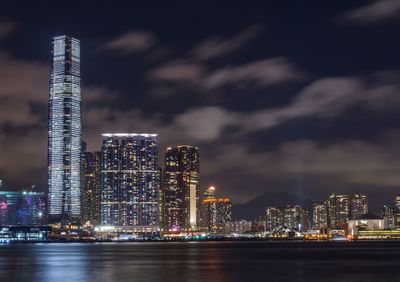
[1,241,400,282]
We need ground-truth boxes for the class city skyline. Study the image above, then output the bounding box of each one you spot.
[2,2,400,281]
[0,1,400,209]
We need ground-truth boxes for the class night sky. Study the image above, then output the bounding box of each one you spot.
[0,0,400,209]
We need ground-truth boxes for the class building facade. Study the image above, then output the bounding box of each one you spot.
[395,195,400,211]
[225,220,252,234]
[312,201,328,230]
[265,207,282,231]
[163,145,200,229]
[350,194,368,219]
[265,205,309,231]
[328,193,368,229]
[0,191,46,226]
[348,214,384,236]
[100,134,160,229]
[82,151,101,226]
[328,194,350,229]
[48,35,82,225]
[381,205,394,229]
[200,187,232,234]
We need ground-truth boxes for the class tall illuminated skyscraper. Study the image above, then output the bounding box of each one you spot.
[100,134,160,230]
[47,35,81,225]
[163,145,200,229]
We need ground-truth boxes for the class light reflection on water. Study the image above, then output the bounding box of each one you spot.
[1,241,400,282]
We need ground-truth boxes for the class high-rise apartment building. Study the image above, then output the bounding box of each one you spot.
[328,194,350,229]
[163,145,200,229]
[395,195,400,212]
[100,134,160,229]
[327,193,368,229]
[265,207,282,231]
[350,194,368,219]
[82,151,101,226]
[200,186,232,234]
[48,35,82,226]
[312,201,328,230]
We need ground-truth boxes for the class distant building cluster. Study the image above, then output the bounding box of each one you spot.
[260,193,368,236]
[265,205,310,232]
[312,193,368,230]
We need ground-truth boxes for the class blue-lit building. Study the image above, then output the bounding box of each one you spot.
[100,134,160,231]
[47,35,82,225]
[0,191,46,226]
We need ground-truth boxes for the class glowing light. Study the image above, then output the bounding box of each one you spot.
[0,202,7,210]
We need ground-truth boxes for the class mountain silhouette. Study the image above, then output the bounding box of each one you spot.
[232,191,314,220]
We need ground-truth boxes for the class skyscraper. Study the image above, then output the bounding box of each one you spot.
[327,194,350,229]
[200,186,232,234]
[312,201,328,230]
[349,194,368,219]
[163,145,200,230]
[83,151,101,226]
[265,207,282,231]
[100,134,160,230]
[327,193,368,229]
[47,35,82,226]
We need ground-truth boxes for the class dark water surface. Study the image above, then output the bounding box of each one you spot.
[0,241,399,282]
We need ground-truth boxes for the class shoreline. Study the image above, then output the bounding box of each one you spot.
[4,237,400,244]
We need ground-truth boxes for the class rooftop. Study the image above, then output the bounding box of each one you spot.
[101,133,158,138]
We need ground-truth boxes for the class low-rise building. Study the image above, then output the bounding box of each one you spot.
[0,190,46,226]
[348,214,384,236]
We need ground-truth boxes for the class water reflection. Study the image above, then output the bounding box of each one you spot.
[1,241,400,282]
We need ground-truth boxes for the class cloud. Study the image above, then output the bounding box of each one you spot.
[85,73,400,151]
[191,26,260,60]
[241,74,400,133]
[0,50,115,188]
[204,57,304,89]
[341,0,400,25]
[147,60,206,84]
[0,52,49,126]
[99,30,156,53]
[201,132,400,202]
[0,42,397,191]
[0,19,17,39]
[148,57,303,91]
